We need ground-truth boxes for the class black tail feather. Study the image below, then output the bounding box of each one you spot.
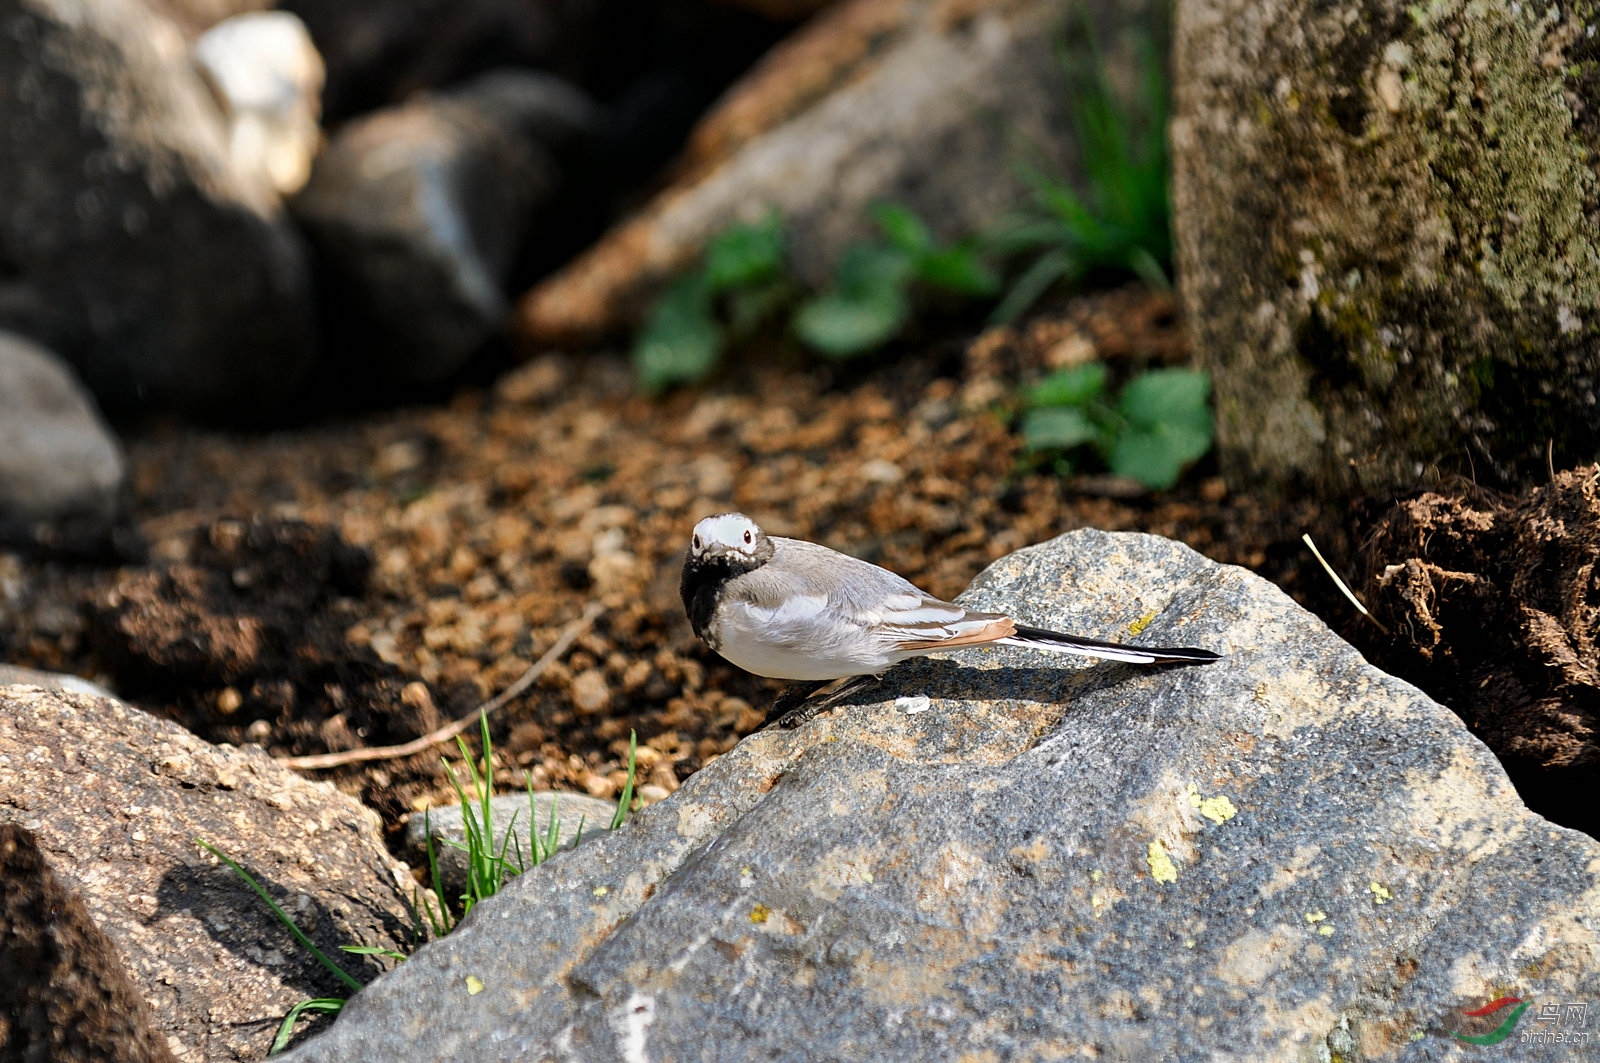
[1005,625,1222,666]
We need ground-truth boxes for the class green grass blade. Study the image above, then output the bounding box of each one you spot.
[195,840,363,995]
[611,732,638,831]
[540,790,562,865]
[422,809,456,934]
[990,248,1074,324]
[270,998,346,1055]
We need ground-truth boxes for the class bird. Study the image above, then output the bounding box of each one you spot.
[679,512,1221,726]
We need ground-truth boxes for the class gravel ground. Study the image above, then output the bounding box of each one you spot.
[0,287,1346,843]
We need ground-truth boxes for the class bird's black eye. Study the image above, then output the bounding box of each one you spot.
[692,534,701,550]
[743,529,752,545]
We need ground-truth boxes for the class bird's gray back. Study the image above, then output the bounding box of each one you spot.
[753,537,927,614]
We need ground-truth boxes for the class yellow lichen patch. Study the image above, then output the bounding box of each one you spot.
[1369,881,1392,905]
[1318,925,1334,937]
[750,904,770,924]
[1147,839,1178,884]
[1129,610,1157,635]
[1305,909,1326,924]
[465,974,485,995]
[593,885,609,897]
[1186,784,1239,825]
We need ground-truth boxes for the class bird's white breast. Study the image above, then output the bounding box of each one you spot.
[710,595,892,681]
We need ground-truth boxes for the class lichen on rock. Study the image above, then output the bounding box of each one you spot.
[1173,0,1600,493]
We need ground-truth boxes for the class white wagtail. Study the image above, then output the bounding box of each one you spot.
[680,513,1221,726]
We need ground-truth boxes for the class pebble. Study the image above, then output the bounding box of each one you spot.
[570,671,612,716]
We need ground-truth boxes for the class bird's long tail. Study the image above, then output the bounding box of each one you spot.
[998,625,1222,666]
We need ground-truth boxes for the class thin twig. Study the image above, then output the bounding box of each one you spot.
[278,602,604,771]
[1301,534,1389,634]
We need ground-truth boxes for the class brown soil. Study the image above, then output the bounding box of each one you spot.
[1356,468,1600,836]
[0,285,1414,845]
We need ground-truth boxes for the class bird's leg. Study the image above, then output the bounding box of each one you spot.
[772,674,880,729]
[765,680,827,726]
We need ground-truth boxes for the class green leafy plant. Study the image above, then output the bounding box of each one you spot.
[989,26,1172,323]
[633,212,791,393]
[794,204,998,358]
[1020,363,1212,489]
[633,204,998,387]
[414,713,639,936]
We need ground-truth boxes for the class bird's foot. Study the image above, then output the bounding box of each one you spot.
[768,674,879,729]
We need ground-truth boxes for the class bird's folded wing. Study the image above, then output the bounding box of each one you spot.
[871,593,1016,649]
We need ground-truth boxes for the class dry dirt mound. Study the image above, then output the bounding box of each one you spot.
[86,517,456,760]
[1361,466,1600,834]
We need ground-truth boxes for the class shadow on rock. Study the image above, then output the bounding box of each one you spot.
[158,856,402,998]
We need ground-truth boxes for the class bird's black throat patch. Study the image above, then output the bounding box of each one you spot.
[680,552,767,647]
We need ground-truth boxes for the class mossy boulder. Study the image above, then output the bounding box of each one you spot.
[1172,0,1600,494]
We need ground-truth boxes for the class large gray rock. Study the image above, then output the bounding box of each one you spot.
[281,530,1600,1061]
[0,331,126,521]
[1171,0,1600,495]
[0,0,315,417]
[518,0,1129,343]
[0,686,417,1061]
[292,69,601,385]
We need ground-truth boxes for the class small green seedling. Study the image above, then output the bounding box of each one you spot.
[610,730,638,831]
[633,212,792,393]
[416,714,639,931]
[1020,363,1212,490]
[989,25,1172,323]
[795,203,998,358]
[270,1000,345,1054]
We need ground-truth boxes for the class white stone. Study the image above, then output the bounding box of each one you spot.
[194,11,324,195]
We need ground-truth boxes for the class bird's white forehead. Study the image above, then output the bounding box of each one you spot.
[693,512,761,550]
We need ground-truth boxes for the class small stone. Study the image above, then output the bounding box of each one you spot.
[193,11,324,195]
[0,333,126,522]
[858,460,904,484]
[570,670,612,716]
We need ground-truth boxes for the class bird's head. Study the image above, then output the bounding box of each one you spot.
[688,513,774,566]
